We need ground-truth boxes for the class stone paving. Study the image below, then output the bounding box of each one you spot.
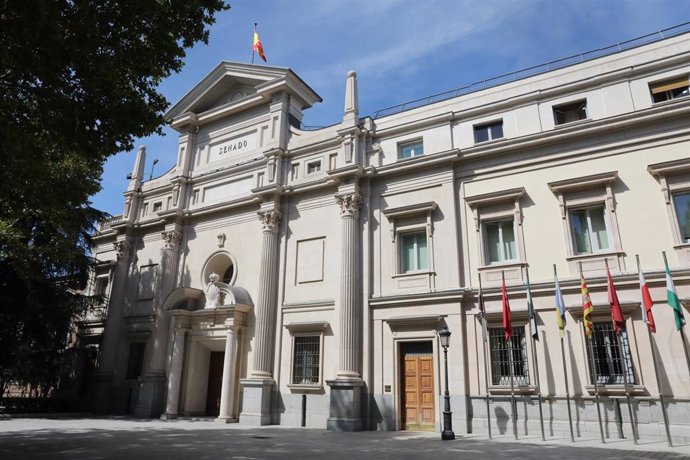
[0,417,688,459]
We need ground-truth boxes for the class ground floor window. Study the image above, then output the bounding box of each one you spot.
[292,336,321,385]
[489,326,529,385]
[126,342,146,380]
[586,322,635,385]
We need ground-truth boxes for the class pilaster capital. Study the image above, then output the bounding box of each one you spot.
[114,240,131,259]
[335,193,361,218]
[161,230,182,249]
[257,209,282,233]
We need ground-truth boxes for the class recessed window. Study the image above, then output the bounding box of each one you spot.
[650,77,689,103]
[587,322,635,385]
[553,100,588,125]
[399,140,424,159]
[126,342,146,380]
[141,203,149,217]
[489,326,529,386]
[152,202,162,213]
[292,336,321,385]
[673,191,690,243]
[484,219,517,264]
[569,205,610,255]
[474,120,504,143]
[400,231,428,272]
[306,160,322,175]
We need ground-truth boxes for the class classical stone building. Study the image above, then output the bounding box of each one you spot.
[81,28,690,440]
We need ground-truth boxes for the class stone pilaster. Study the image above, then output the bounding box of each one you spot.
[161,326,187,419]
[327,191,364,432]
[217,326,239,422]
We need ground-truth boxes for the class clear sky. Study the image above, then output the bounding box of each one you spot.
[91,0,689,216]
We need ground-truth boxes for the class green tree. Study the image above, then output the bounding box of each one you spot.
[0,0,229,399]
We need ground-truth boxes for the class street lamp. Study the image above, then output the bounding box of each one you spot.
[438,326,455,440]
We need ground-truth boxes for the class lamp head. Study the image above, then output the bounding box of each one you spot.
[438,326,451,348]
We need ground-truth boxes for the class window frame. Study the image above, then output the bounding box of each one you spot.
[473,120,504,144]
[488,325,530,386]
[284,321,328,391]
[152,201,162,213]
[587,322,635,386]
[399,230,429,273]
[649,76,690,104]
[382,202,437,279]
[398,139,424,160]
[567,204,613,255]
[648,159,690,256]
[553,99,588,126]
[482,218,519,265]
[306,159,322,176]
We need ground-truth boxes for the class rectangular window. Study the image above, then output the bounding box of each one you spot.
[650,77,689,103]
[587,322,635,385]
[553,100,588,125]
[673,191,690,243]
[399,140,424,159]
[400,231,428,272]
[306,160,321,175]
[474,120,504,143]
[489,326,529,386]
[292,336,321,385]
[141,203,149,217]
[152,202,162,213]
[484,219,517,264]
[569,205,610,254]
[126,342,146,380]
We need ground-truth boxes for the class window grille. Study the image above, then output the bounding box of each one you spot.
[586,322,635,385]
[292,336,320,385]
[489,326,529,385]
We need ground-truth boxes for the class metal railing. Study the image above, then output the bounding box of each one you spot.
[98,214,123,231]
[372,22,690,119]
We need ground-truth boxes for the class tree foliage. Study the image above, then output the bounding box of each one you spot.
[0,0,229,397]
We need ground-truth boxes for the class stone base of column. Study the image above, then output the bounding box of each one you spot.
[239,378,274,426]
[215,416,238,424]
[160,413,178,421]
[91,372,115,413]
[134,373,167,418]
[326,378,364,432]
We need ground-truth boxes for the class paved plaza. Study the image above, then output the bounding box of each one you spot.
[0,417,688,460]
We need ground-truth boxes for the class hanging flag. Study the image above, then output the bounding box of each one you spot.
[664,255,686,331]
[581,272,594,338]
[554,270,566,337]
[525,271,538,341]
[606,263,625,334]
[252,24,267,62]
[502,275,512,339]
[637,261,656,333]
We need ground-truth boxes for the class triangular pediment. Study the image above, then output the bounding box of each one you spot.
[165,62,321,130]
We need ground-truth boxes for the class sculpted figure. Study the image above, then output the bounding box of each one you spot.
[205,273,221,308]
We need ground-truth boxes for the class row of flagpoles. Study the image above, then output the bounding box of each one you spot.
[478,251,688,446]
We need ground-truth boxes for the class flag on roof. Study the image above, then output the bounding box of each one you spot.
[252,24,267,62]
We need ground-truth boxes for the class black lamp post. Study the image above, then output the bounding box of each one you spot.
[439,326,455,440]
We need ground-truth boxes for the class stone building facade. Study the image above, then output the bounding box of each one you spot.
[81,30,690,440]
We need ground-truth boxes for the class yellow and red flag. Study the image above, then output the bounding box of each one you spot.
[581,272,594,338]
[252,25,267,62]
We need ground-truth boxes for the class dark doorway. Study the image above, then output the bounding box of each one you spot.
[206,351,224,416]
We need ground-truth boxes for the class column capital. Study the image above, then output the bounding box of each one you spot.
[257,209,282,233]
[162,230,182,249]
[335,192,361,218]
[114,240,131,259]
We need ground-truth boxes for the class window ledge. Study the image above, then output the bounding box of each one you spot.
[392,270,434,279]
[584,384,646,396]
[474,137,507,147]
[565,250,622,262]
[554,118,592,129]
[287,383,324,393]
[489,385,537,395]
[478,261,525,271]
[673,242,690,250]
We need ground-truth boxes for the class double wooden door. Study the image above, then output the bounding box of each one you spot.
[401,342,435,431]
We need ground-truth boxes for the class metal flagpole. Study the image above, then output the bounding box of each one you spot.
[554,265,575,442]
[251,23,257,64]
[636,255,672,447]
[478,273,492,439]
[503,271,518,440]
[605,259,638,445]
[580,262,606,444]
[525,267,545,441]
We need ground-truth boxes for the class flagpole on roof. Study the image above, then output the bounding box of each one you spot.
[251,23,256,64]
[637,255,673,447]
[580,262,606,444]
[502,271,518,440]
[605,259,638,445]
[478,273,492,439]
[554,264,575,442]
[524,266,545,441]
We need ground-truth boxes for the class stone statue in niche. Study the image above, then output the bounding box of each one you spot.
[205,273,221,308]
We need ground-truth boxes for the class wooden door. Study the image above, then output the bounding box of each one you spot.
[206,351,224,416]
[401,343,435,431]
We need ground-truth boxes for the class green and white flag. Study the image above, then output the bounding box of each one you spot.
[664,255,686,331]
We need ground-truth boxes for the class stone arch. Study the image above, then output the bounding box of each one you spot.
[201,250,237,287]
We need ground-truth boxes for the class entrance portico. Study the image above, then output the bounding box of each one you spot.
[161,284,253,422]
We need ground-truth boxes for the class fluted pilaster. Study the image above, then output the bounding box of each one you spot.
[163,327,187,417]
[218,327,239,421]
[251,209,281,378]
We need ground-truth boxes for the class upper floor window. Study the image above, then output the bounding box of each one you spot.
[399,140,424,159]
[569,205,611,255]
[474,120,504,143]
[553,99,587,125]
[484,219,517,264]
[650,77,689,103]
[673,191,690,243]
[400,231,428,272]
[152,201,162,213]
[306,160,322,175]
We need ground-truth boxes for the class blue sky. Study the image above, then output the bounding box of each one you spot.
[91,0,689,215]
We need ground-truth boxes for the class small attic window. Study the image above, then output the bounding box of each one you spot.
[289,113,302,129]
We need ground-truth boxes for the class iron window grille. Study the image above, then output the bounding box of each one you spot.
[292,336,321,385]
[586,322,635,385]
[489,326,529,385]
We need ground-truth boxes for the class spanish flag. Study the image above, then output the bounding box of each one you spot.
[253,24,267,62]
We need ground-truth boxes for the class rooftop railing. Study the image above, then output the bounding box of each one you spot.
[372,22,690,119]
[98,214,123,232]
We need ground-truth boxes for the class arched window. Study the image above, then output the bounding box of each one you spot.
[222,265,234,284]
